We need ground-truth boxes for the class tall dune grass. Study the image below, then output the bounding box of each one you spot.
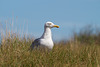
[0,22,100,67]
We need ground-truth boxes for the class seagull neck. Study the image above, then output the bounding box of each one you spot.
[41,27,52,39]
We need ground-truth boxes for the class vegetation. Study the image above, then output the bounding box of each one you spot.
[0,25,100,67]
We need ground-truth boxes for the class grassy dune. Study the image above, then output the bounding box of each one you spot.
[0,34,100,67]
[0,25,100,67]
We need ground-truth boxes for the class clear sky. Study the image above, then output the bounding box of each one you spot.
[0,0,100,41]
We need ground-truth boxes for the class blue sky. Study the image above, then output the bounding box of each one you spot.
[0,0,100,41]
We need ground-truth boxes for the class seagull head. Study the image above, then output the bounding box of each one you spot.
[45,21,59,28]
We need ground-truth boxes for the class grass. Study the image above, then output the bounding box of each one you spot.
[0,24,100,67]
[0,33,100,67]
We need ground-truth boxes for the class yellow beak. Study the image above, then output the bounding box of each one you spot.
[53,25,59,28]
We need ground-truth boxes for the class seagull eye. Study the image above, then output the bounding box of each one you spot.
[48,23,52,25]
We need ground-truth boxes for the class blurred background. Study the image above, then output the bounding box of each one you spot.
[0,0,100,41]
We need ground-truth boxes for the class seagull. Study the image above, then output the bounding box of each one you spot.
[30,21,59,50]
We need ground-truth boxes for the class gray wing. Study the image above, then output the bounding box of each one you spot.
[30,38,40,49]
